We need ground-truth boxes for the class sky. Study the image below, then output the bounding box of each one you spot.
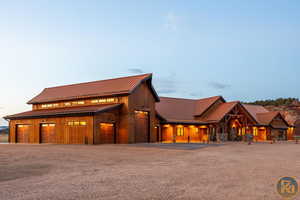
[1,0,300,126]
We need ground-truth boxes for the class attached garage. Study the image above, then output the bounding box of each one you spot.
[99,123,115,144]
[16,124,30,143]
[134,111,149,143]
[40,123,56,143]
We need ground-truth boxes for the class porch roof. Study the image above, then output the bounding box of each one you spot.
[4,104,123,120]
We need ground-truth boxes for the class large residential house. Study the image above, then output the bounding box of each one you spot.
[4,74,295,144]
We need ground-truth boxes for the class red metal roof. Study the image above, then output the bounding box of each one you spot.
[156,96,222,123]
[4,104,122,120]
[28,73,159,104]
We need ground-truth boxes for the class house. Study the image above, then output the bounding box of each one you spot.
[4,73,294,144]
[4,74,159,144]
[156,96,290,143]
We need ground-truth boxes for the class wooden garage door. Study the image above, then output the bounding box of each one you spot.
[99,123,115,144]
[66,121,87,144]
[16,125,30,143]
[134,111,149,143]
[40,124,56,143]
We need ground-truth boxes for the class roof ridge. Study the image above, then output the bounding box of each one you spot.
[196,96,222,101]
[159,95,221,101]
[45,73,152,90]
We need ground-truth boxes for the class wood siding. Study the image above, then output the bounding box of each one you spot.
[128,82,157,143]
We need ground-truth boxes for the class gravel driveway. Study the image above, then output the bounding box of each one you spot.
[0,142,299,200]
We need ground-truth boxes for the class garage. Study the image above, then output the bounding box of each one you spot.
[99,123,115,144]
[16,124,30,143]
[134,111,149,143]
[40,124,56,143]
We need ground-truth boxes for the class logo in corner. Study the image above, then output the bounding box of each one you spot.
[277,177,298,199]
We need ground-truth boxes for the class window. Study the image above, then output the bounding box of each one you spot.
[78,101,85,105]
[134,110,148,115]
[177,127,184,136]
[65,102,71,106]
[91,98,117,104]
[80,121,87,126]
[41,103,59,108]
[253,127,258,136]
[195,128,199,134]
[67,121,87,126]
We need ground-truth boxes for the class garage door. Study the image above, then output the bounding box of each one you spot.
[66,121,87,144]
[16,124,30,143]
[100,123,115,144]
[40,124,56,143]
[134,111,149,143]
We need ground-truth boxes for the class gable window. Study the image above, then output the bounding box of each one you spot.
[177,127,184,136]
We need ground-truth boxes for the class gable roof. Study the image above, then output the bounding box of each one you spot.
[28,73,159,104]
[4,104,122,120]
[199,101,239,123]
[155,96,222,123]
[194,96,225,116]
[243,104,289,127]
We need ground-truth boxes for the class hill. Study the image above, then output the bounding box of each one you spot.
[245,98,300,125]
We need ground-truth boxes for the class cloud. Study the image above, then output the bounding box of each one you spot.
[153,74,178,95]
[209,81,231,90]
[128,68,144,74]
[165,12,180,31]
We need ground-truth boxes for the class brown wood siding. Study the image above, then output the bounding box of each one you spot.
[9,116,94,144]
[93,110,119,144]
[128,82,156,143]
[134,111,149,143]
[270,115,288,129]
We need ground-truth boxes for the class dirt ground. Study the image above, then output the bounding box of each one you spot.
[0,142,299,200]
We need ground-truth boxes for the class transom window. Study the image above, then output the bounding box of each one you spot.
[67,121,87,126]
[41,124,55,127]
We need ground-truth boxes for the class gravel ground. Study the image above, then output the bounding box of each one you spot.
[0,142,299,200]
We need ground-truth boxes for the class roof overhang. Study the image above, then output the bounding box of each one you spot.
[4,104,122,120]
